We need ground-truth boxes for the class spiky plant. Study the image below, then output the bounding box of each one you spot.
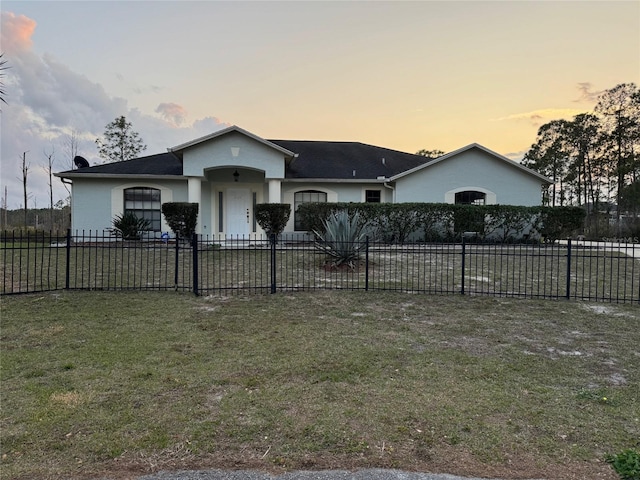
[313,210,370,268]
[112,212,150,240]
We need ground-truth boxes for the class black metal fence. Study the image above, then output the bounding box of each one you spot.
[1,230,639,303]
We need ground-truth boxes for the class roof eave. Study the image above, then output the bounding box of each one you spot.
[54,173,186,180]
[284,178,390,183]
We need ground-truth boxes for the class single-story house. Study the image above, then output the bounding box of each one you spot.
[55,125,551,238]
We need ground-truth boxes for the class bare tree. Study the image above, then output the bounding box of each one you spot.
[43,146,55,230]
[63,129,79,170]
[2,186,7,229]
[20,152,30,227]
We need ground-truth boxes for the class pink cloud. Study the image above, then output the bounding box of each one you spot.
[155,102,188,126]
[1,12,36,54]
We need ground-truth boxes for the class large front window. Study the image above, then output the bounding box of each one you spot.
[294,190,327,231]
[124,187,161,231]
[455,190,486,205]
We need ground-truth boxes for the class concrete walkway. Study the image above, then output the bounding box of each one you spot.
[558,239,640,258]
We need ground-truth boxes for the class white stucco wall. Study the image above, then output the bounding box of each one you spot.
[183,131,286,179]
[394,149,544,206]
[70,178,187,233]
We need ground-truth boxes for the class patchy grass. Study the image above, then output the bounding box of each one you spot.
[1,291,638,480]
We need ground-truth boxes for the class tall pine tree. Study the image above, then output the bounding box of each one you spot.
[95,116,147,163]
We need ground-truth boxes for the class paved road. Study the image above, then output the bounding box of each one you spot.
[137,469,538,480]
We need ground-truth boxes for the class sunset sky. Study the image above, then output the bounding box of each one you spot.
[1,1,639,210]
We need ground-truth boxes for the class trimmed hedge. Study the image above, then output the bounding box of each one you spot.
[297,202,585,243]
[161,202,199,240]
[255,204,291,238]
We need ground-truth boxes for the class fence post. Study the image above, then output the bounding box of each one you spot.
[565,238,572,300]
[192,233,199,296]
[270,233,277,294]
[65,229,71,290]
[460,236,466,295]
[365,236,369,291]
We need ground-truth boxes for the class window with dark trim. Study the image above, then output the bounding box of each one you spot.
[124,187,161,231]
[455,190,486,206]
[365,190,381,203]
[294,190,327,231]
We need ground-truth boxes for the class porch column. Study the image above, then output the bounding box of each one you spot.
[187,177,202,234]
[268,179,281,203]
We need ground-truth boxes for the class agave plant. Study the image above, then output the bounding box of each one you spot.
[313,210,370,267]
[112,212,150,240]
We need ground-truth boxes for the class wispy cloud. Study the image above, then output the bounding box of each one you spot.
[492,108,590,127]
[573,82,604,103]
[116,72,162,96]
[503,150,527,162]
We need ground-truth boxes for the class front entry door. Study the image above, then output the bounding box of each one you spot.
[226,188,251,237]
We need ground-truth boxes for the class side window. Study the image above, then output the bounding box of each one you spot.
[455,190,486,206]
[124,187,161,231]
[294,190,327,231]
[365,190,381,203]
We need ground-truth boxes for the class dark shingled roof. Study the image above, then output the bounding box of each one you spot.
[270,140,429,179]
[57,152,183,176]
[57,142,430,179]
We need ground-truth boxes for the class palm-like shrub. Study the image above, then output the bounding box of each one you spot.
[313,210,370,268]
[112,212,150,240]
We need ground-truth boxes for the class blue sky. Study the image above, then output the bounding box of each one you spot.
[1,1,639,210]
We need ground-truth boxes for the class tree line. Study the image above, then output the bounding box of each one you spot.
[522,83,639,223]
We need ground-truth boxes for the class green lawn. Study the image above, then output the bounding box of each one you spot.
[1,291,638,480]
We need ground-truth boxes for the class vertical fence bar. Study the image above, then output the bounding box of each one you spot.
[192,234,199,296]
[460,236,466,295]
[365,236,370,292]
[270,233,277,294]
[565,238,572,300]
[65,229,71,290]
[174,237,180,290]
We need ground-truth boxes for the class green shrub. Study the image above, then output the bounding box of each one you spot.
[297,202,347,235]
[298,202,586,244]
[255,204,291,238]
[314,210,371,267]
[112,212,150,240]
[537,206,585,243]
[483,205,539,243]
[368,203,420,243]
[161,202,198,241]
[605,449,640,480]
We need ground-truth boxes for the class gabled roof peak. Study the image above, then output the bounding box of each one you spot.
[390,143,551,184]
[168,125,295,157]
